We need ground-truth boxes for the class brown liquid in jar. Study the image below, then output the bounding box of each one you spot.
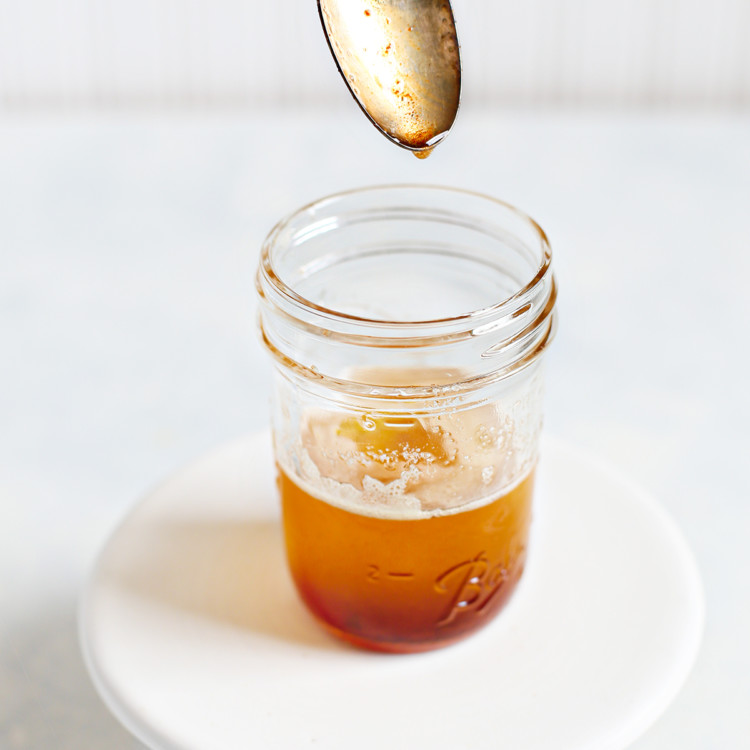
[277,404,534,653]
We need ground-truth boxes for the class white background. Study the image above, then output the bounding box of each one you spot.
[0,0,749,110]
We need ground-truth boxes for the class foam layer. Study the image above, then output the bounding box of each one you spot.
[275,401,538,521]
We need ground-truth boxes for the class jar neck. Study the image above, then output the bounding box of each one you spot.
[256,185,557,399]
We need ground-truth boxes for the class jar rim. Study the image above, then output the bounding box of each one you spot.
[257,184,553,332]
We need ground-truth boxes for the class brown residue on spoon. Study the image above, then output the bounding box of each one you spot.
[318,0,461,155]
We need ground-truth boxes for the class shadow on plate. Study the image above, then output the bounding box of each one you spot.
[102,517,342,651]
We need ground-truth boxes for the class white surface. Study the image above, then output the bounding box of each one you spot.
[79,432,703,750]
[0,110,749,748]
[1,0,750,110]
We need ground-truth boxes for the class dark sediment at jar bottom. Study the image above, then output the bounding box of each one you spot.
[278,468,534,653]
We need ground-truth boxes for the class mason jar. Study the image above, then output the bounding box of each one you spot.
[255,185,557,653]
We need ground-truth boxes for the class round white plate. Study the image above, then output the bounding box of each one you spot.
[80,433,703,750]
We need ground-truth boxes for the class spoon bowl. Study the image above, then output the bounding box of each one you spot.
[318,0,461,155]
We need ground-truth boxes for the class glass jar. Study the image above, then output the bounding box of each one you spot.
[256,185,557,653]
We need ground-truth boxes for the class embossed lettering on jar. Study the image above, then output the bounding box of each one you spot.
[256,186,556,653]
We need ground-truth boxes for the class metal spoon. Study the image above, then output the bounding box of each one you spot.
[318,0,461,156]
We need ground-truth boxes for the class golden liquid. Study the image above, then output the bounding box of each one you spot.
[278,411,534,653]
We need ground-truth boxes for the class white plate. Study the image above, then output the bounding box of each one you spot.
[80,433,703,750]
